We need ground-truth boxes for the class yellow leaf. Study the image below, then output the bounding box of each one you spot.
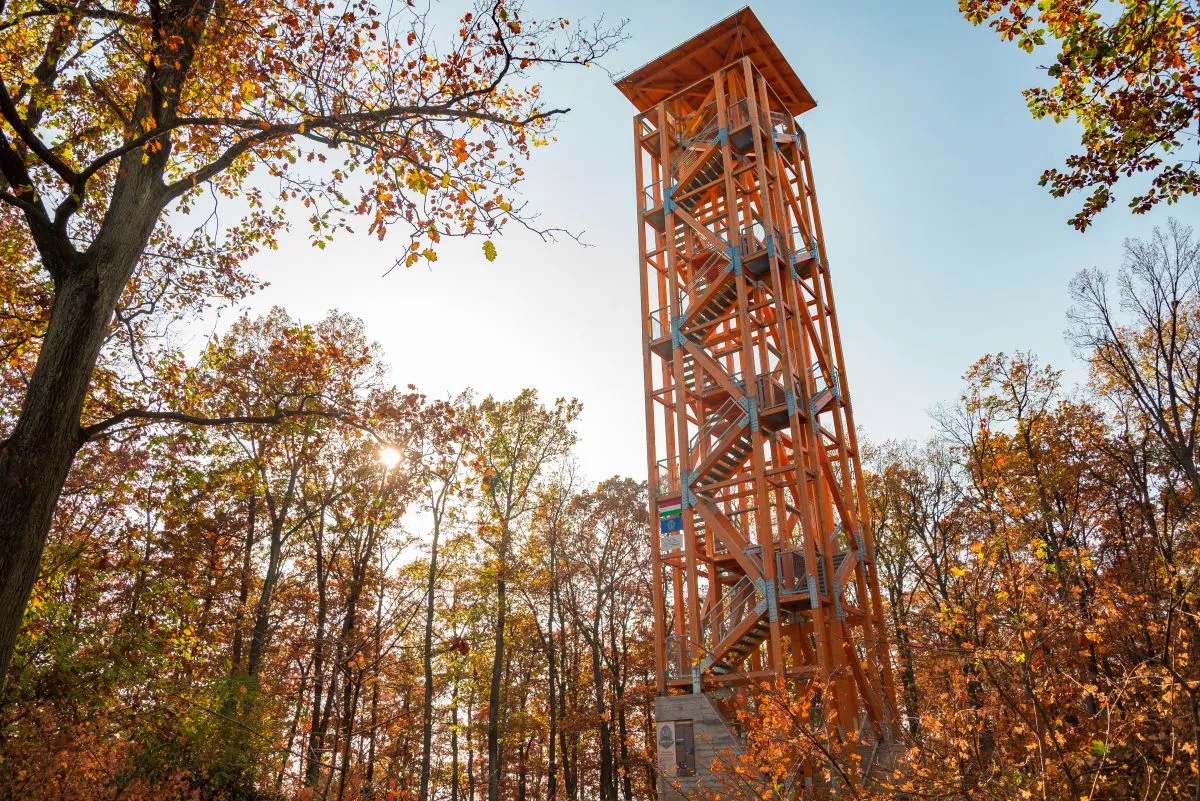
[482,240,497,262]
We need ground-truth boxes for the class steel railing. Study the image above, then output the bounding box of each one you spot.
[656,456,680,497]
[703,574,758,648]
[810,363,841,400]
[688,396,745,454]
[680,247,730,314]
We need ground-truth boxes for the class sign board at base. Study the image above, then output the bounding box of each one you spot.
[659,531,683,553]
[656,722,677,778]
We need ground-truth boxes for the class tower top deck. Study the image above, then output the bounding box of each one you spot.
[614,7,816,116]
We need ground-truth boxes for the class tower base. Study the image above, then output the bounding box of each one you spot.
[654,692,744,801]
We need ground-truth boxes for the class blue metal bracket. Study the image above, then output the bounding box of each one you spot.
[681,472,699,510]
[784,388,796,418]
[738,395,759,433]
[789,264,801,282]
[834,583,846,621]
[691,665,703,693]
[765,235,776,261]
[754,579,779,622]
[723,243,742,276]
[808,238,821,268]
[663,195,678,215]
[670,316,686,350]
[713,128,728,148]
[807,574,820,601]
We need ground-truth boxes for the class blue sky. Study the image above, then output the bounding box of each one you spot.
[240,1,1198,482]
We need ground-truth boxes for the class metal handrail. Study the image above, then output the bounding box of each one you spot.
[670,98,749,182]
[739,223,786,260]
[642,181,659,212]
[680,247,729,312]
[688,395,743,453]
[664,633,694,680]
[726,99,750,131]
[756,368,796,409]
[678,101,720,147]
[648,306,669,341]
[810,363,841,400]
[766,109,793,135]
[703,575,757,647]
[656,456,680,496]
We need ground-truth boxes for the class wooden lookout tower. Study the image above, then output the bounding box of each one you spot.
[617,8,899,796]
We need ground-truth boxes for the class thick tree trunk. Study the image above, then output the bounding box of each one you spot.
[0,0,216,688]
[230,496,257,675]
[0,250,138,685]
[487,569,507,801]
[307,517,330,787]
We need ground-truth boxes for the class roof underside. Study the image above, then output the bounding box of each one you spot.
[615,7,816,116]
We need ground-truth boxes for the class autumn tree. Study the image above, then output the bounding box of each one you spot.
[413,392,478,801]
[560,477,651,801]
[0,0,623,685]
[959,1,1200,229]
[474,389,579,801]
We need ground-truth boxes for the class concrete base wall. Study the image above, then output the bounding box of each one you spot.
[654,693,745,801]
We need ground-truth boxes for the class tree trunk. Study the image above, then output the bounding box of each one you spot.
[451,675,461,801]
[246,467,299,684]
[467,677,477,801]
[546,526,559,801]
[487,568,507,801]
[589,631,615,801]
[307,515,330,787]
[230,495,257,675]
[0,251,141,685]
[419,517,442,801]
[336,674,362,801]
[617,692,632,801]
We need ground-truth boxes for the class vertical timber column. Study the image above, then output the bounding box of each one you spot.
[635,113,668,695]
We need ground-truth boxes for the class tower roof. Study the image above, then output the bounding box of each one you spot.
[615,7,816,116]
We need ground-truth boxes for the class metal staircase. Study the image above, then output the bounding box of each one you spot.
[701,575,768,676]
[690,397,753,486]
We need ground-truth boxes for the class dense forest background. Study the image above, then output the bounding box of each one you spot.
[1,220,1197,801]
